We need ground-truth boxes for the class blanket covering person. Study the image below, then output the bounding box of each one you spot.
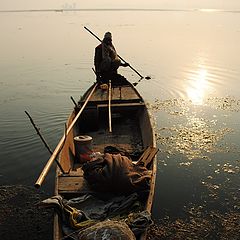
[100,34,120,72]
[82,153,151,194]
[94,32,129,84]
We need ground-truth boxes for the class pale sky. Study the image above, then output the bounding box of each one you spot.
[0,0,240,10]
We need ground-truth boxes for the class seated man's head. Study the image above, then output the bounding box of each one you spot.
[103,32,112,45]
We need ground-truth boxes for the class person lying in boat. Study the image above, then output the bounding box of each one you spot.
[94,32,129,84]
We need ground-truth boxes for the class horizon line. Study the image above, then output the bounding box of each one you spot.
[0,8,239,13]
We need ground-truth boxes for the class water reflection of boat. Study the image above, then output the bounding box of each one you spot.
[37,78,158,240]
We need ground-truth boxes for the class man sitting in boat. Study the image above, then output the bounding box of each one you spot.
[94,32,129,84]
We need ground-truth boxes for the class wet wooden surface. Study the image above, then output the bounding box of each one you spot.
[58,168,91,194]
[88,112,143,154]
[89,86,141,102]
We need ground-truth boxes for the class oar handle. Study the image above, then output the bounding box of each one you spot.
[84,26,144,79]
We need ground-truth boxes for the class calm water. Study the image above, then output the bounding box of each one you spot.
[0,9,239,221]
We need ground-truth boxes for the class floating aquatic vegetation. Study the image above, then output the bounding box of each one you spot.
[149,97,240,240]
[151,97,240,118]
[158,159,168,167]
[157,116,233,160]
[213,163,240,175]
[150,98,190,116]
[206,96,240,112]
[151,97,238,161]
[200,161,240,206]
[222,163,239,174]
[179,162,192,167]
[147,210,240,240]
[201,181,220,190]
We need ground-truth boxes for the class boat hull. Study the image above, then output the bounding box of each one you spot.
[54,80,157,240]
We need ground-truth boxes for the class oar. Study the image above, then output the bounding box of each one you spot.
[84,26,145,79]
[70,96,77,108]
[25,111,66,174]
[108,80,112,133]
[132,75,151,86]
[35,83,98,188]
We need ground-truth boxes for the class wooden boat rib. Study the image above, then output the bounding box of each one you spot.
[53,79,157,240]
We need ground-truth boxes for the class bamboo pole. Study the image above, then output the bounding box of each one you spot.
[108,80,112,133]
[35,83,98,188]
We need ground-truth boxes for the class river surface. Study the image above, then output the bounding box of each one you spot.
[0,9,239,222]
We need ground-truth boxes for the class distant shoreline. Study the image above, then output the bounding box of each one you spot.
[0,8,240,13]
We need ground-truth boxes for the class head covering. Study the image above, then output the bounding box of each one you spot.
[104,32,112,40]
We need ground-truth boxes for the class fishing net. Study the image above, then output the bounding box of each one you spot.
[77,220,136,240]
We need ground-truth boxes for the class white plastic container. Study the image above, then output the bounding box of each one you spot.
[74,135,93,163]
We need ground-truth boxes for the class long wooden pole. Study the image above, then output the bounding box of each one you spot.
[25,111,66,174]
[108,80,112,133]
[35,83,98,188]
[84,26,144,79]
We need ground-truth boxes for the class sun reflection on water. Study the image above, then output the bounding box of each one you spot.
[187,68,208,105]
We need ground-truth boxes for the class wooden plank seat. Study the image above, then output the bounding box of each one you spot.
[97,102,145,108]
[136,146,158,167]
[58,168,92,194]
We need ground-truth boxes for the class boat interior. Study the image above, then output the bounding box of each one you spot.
[52,82,157,240]
[56,83,155,198]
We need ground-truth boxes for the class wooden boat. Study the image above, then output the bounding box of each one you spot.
[36,78,157,240]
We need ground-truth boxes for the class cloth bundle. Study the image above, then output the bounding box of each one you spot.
[82,153,151,194]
